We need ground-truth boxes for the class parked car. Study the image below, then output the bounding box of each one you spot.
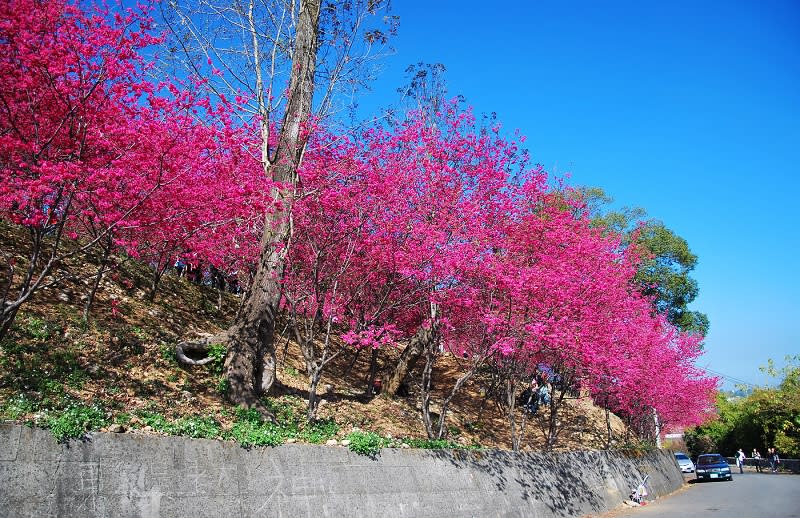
[674,452,695,473]
[695,453,732,481]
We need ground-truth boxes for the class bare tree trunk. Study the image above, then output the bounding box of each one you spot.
[83,235,113,321]
[385,326,430,396]
[307,366,322,421]
[506,379,520,452]
[365,347,379,395]
[420,342,437,439]
[434,366,478,439]
[221,0,322,413]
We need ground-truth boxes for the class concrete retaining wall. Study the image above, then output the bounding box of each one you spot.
[0,424,683,517]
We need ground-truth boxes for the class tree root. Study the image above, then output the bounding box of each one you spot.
[175,332,229,366]
[175,331,276,423]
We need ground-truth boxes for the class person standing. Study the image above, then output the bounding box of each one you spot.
[768,448,776,472]
[520,378,540,415]
[771,449,781,473]
[736,448,746,473]
[752,449,763,473]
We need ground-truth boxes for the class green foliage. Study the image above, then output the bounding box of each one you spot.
[575,187,709,336]
[45,402,108,442]
[1,394,40,419]
[114,412,133,425]
[159,343,177,364]
[632,221,708,336]
[401,438,470,450]
[20,316,56,341]
[346,430,388,456]
[207,343,227,376]
[136,411,222,439]
[173,415,222,439]
[687,356,800,458]
[215,376,229,395]
[299,418,339,444]
[227,407,291,447]
[0,340,89,411]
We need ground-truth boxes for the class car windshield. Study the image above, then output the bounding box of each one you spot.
[698,455,724,465]
[676,454,689,460]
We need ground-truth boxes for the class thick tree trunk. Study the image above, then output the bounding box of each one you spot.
[385,326,431,396]
[222,239,282,410]
[221,0,321,412]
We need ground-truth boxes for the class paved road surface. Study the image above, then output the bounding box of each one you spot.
[606,471,800,518]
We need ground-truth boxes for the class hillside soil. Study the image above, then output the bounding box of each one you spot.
[0,222,629,450]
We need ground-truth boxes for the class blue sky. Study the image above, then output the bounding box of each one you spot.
[356,0,799,389]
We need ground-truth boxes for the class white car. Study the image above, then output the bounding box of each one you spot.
[674,452,695,473]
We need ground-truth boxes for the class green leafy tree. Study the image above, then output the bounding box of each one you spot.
[686,356,800,458]
[574,187,709,336]
[749,356,800,457]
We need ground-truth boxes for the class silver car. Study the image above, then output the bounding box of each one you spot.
[674,452,695,473]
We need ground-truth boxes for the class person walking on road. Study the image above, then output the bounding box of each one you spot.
[770,448,781,473]
[736,448,746,473]
[752,449,763,473]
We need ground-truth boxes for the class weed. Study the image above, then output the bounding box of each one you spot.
[173,415,222,439]
[131,326,148,340]
[159,343,177,364]
[21,317,54,341]
[167,373,179,383]
[300,418,339,444]
[66,370,87,389]
[399,438,481,450]
[1,394,40,419]
[227,407,291,447]
[285,366,299,377]
[207,343,227,376]
[135,410,221,439]
[45,402,108,442]
[346,430,388,456]
[136,410,172,432]
[215,376,229,395]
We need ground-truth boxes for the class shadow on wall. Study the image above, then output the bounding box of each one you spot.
[425,448,679,517]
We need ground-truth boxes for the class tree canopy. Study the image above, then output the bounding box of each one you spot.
[0,0,718,447]
[686,355,800,458]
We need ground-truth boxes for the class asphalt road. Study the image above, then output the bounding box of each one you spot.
[606,471,800,518]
